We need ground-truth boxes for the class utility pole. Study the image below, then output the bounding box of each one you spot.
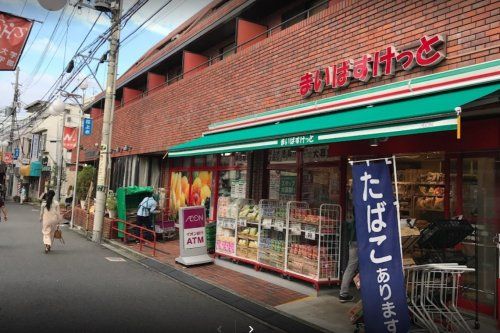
[55,109,66,202]
[9,67,20,154]
[7,67,20,198]
[92,0,122,243]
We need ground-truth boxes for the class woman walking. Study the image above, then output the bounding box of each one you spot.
[40,190,61,253]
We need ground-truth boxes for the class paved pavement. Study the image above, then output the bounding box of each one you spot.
[0,203,277,333]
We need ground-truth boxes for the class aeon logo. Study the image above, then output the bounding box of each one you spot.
[186,214,204,223]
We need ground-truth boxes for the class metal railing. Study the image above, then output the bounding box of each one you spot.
[110,219,157,256]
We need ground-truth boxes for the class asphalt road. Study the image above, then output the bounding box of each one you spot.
[0,202,277,333]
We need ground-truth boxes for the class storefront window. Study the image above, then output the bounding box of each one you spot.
[268,148,297,165]
[460,155,500,308]
[268,170,297,201]
[303,145,339,163]
[220,152,248,168]
[171,158,183,168]
[302,167,340,208]
[234,152,248,167]
[206,154,216,167]
[183,157,191,168]
[346,152,446,220]
[193,156,204,167]
[396,152,445,220]
[219,170,247,199]
[449,158,458,216]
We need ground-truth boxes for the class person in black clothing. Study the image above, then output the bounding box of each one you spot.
[339,214,358,303]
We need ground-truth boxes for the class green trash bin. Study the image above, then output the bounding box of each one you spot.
[205,222,216,253]
[116,186,153,238]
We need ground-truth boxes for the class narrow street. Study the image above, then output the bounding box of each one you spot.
[0,202,276,333]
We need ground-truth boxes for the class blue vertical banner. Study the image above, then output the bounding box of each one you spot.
[352,158,410,333]
[83,118,93,136]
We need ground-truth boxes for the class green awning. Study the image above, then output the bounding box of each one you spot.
[169,83,499,157]
[29,161,42,177]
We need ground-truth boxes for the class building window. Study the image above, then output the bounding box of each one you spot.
[219,42,236,60]
[40,133,47,153]
[281,0,329,29]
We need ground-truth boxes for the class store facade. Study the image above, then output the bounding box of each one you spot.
[168,59,500,311]
[77,0,500,319]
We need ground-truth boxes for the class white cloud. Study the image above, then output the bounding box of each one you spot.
[0,71,58,110]
[124,0,212,36]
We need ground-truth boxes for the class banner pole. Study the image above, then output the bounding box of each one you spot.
[391,155,404,265]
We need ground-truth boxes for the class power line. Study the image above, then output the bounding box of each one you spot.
[29,6,77,88]
[21,11,50,62]
[18,0,151,133]
[24,5,68,89]
[120,0,185,48]
[20,0,28,16]
[120,0,175,45]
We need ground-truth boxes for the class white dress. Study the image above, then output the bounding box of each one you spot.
[40,201,61,246]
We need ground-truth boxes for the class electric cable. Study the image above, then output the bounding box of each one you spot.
[24,5,68,89]
[18,0,151,133]
[21,11,50,62]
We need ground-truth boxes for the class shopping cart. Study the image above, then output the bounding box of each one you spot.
[405,264,475,333]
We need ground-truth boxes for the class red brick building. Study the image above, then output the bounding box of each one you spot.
[80,0,500,318]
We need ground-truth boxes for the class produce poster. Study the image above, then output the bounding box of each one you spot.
[170,171,212,219]
[170,172,189,218]
[191,171,212,207]
[352,159,409,333]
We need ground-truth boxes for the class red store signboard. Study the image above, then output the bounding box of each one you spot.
[63,126,78,150]
[0,11,33,71]
[299,34,446,98]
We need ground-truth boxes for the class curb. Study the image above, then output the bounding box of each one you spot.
[99,237,329,333]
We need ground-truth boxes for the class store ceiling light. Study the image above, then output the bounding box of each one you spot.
[370,139,379,147]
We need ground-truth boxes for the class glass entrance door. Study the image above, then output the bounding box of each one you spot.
[459,155,500,313]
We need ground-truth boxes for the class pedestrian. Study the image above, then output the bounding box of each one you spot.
[134,194,157,241]
[339,218,358,303]
[39,190,61,253]
[20,186,27,204]
[65,185,74,209]
[0,195,8,223]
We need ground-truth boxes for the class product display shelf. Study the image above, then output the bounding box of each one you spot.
[235,199,258,263]
[257,199,287,273]
[393,181,445,217]
[319,203,342,282]
[284,201,340,290]
[215,196,240,257]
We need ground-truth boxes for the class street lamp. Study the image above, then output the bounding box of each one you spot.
[48,96,66,202]
[69,79,87,229]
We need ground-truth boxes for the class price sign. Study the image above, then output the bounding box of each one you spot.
[238,218,247,227]
[274,219,284,232]
[262,218,272,230]
[290,223,301,236]
[305,225,316,240]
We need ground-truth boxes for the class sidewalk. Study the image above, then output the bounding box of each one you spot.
[102,236,355,332]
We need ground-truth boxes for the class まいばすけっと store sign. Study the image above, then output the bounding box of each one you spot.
[299,34,446,98]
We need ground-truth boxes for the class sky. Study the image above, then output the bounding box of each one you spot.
[0,0,211,116]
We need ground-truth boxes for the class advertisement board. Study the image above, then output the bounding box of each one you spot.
[175,206,213,266]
